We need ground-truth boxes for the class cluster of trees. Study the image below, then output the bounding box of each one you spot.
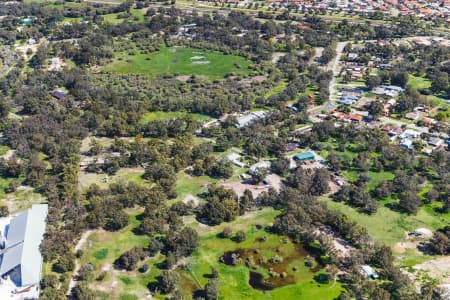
[258,186,420,299]
[334,184,376,214]
[429,226,450,255]
[300,122,450,217]
[196,184,253,226]
[198,185,241,225]
[286,167,330,196]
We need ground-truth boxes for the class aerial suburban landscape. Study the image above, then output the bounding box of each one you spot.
[0,0,449,299]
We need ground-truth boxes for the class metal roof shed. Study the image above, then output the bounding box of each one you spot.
[0,204,48,287]
[293,152,315,161]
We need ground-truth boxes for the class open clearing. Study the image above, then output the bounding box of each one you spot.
[104,46,252,79]
[320,197,449,247]
[182,208,343,299]
[78,167,145,190]
[139,111,211,125]
[79,210,158,300]
[414,256,450,284]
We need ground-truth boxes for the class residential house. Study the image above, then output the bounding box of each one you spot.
[227,153,245,168]
[405,112,419,120]
[293,151,315,161]
[400,138,413,150]
[421,117,436,126]
[248,161,271,175]
[361,265,379,280]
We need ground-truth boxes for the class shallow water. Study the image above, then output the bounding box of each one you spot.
[220,242,320,290]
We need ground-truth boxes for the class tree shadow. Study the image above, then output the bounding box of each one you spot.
[203,273,214,279]
[147,279,161,294]
[193,289,206,299]
[314,273,331,284]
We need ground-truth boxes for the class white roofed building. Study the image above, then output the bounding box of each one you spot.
[0,204,48,299]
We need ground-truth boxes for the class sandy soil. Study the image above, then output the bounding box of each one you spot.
[220,173,282,198]
[414,256,450,284]
[315,226,355,257]
[67,230,94,294]
[183,194,200,207]
[393,241,418,254]
[271,52,286,63]
[80,136,116,153]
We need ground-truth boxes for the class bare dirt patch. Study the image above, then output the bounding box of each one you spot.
[414,256,450,284]
[271,52,286,63]
[325,180,340,196]
[315,226,355,257]
[176,75,191,82]
[220,174,282,198]
[393,241,419,254]
[80,136,115,153]
[78,167,145,190]
[183,194,199,207]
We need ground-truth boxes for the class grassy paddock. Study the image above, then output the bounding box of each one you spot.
[139,111,211,125]
[105,46,252,79]
[320,196,449,247]
[183,208,343,299]
[173,171,217,203]
[80,210,158,299]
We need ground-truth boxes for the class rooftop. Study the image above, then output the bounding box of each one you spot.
[0,204,48,287]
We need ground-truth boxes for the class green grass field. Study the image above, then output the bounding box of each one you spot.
[102,9,145,25]
[139,111,211,125]
[104,46,252,79]
[173,171,217,203]
[80,209,158,300]
[183,209,343,299]
[408,75,432,90]
[0,145,9,156]
[320,197,449,247]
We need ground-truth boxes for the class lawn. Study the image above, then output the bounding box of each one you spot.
[341,170,395,191]
[182,208,343,299]
[0,145,9,156]
[78,167,146,190]
[104,46,252,79]
[408,75,432,90]
[0,173,46,213]
[319,196,449,247]
[173,171,217,203]
[264,80,287,99]
[102,9,145,25]
[139,111,211,125]
[80,209,158,300]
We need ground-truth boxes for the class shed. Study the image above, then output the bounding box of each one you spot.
[21,18,33,26]
[51,90,67,100]
[0,204,48,287]
[293,152,315,161]
[248,161,271,175]
[361,265,379,279]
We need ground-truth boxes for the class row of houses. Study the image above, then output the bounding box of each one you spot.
[372,85,404,98]
[329,110,365,123]
[235,111,270,128]
[336,88,364,106]
[381,125,448,153]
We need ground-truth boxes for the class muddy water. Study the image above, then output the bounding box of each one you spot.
[220,243,319,290]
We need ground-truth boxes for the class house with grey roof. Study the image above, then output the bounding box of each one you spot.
[0,204,47,295]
